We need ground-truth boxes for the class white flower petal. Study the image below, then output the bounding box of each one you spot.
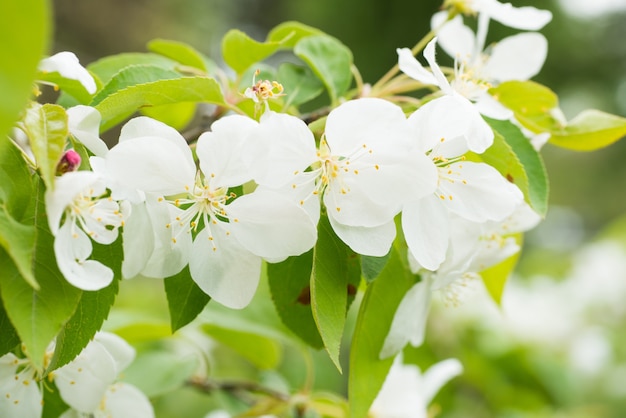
[106,136,196,196]
[370,356,426,417]
[119,117,189,158]
[121,202,155,279]
[55,222,114,291]
[38,51,96,94]
[328,215,396,257]
[438,161,523,222]
[431,14,475,60]
[480,0,553,30]
[99,382,154,418]
[93,332,135,373]
[46,170,101,235]
[0,355,42,418]
[244,111,316,188]
[257,171,321,226]
[55,337,118,413]
[397,47,438,86]
[325,98,413,155]
[380,277,433,359]
[402,196,450,271]
[67,106,108,157]
[423,38,453,95]
[408,95,493,154]
[483,33,548,82]
[226,191,317,260]
[189,227,262,309]
[473,94,513,120]
[197,115,258,188]
[421,358,463,405]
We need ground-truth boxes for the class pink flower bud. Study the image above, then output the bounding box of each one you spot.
[56,149,82,174]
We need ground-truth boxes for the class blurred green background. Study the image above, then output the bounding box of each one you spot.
[48,0,626,417]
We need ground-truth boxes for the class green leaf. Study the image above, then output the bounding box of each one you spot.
[267,21,324,49]
[360,252,391,284]
[294,35,353,105]
[23,102,68,191]
[278,63,324,108]
[123,350,199,397]
[311,215,360,372]
[267,249,323,349]
[0,180,82,372]
[203,323,282,369]
[90,64,183,106]
[94,76,226,131]
[164,266,211,332]
[0,297,20,356]
[140,102,197,130]
[88,52,180,85]
[0,0,49,140]
[481,234,522,305]
[37,70,95,104]
[0,206,37,288]
[221,29,287,74]
[47,238,122,372]
[491,81,563,133]
[348,245,417,417]
[485,118,549,217]
[147,38,213,73]
[0,138,37,288]
[549,109,626,151]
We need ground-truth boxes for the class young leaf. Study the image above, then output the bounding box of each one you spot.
[37,70,95,104]
[94,76,226,131]
[23,102,68,191]
[0,206,37,288]
[0,0,49,140]
[348,245,417,417]
[222,29,288,74]
[491,81,562,133]
[164,265,211,332]
[90,64,183,106]
[294,35,353,105]
[549,110,626,151]
[87,52,180,85]
[267,250,324,349]
[311,215,360,372]
[147,38,214,73]
[267,21,324,49]
[47,238,123,372]
[485,118,549,217]
[0,180,82,372]
[278,63,324,108]
[360,252,391,283]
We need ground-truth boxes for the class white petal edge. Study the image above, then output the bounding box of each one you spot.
[67,106,108,157]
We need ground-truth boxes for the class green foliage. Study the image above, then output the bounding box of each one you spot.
[23,102,69,192]
[278,63,324,109]
[0,0,49,140]
[311,216,361,372]
[0,138,37,288]
[360,252,391,284]
[203,323,282,369]
[0,297,20,356]
[294,36,353,105]
[348,244,418,417]
[485,118,549,217]
[268,249,324,349]
[0,180,82,372]
[164,266,211,332]
[267,21,324,49]
[222,29,289,75]
[87,53,180,85]
[94,76,226,131]
[550,110,626,151]
[47,239,123,372]
[147,38,214,73]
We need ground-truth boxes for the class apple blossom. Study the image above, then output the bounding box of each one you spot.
[45,170,128,290]
[442,0,552,31]
[246,98,438,256]
[0,353,42,418]
[104,116,317,308]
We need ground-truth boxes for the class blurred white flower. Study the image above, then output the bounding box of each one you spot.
[38,51,96,94]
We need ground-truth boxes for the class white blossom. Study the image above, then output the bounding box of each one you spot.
[38,51,96,94]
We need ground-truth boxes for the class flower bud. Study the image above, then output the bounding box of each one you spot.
[56,149,82,175]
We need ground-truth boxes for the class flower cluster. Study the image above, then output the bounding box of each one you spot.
[0,333,152,418]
